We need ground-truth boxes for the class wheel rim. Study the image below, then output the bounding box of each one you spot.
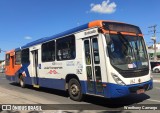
[70,84,79,96]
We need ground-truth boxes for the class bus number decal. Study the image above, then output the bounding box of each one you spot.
[77,61,83,68]
[77,69,82,74]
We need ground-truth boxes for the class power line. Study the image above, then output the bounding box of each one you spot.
[143,32,160,36]
[148,24,157,36]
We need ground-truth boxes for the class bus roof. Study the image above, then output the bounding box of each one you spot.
[15,20,140,50]
[6,49,15,54]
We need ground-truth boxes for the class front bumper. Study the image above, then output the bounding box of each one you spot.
[104,79,153,98]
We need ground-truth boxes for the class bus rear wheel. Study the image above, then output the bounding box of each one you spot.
[19,75,25,88]
[68,78,83,101]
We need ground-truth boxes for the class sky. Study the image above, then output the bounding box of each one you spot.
[0,0,160,60]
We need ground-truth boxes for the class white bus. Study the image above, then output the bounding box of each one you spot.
[5,20,153,101]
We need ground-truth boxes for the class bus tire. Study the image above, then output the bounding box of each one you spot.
[68,78,83,101]
[19,75,25,88]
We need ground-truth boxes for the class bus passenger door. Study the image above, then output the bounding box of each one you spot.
[31,50,39,86]
[84,36,103,96]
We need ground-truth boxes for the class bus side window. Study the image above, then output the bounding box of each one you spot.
[15,51,21,65]
[84,40,91,65]
[92,38,100,64]
[57,50,62,60]
[21,49,30,63]
[5,54,10,66]
[56,35,76,61]
[42,40,55,62]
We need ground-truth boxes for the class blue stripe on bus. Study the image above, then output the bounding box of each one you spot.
[5,75,66,90]
[18,63,30,77]
[103,79,153,98]
[39,78,65,90]
[5,74,153,98]
[6,75,16,81]
[5,63,30,83]
[80,80,153,98]
[15,47,21,51]
[24,77,66,90]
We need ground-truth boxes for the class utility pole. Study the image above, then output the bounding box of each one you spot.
[149,25,157,61]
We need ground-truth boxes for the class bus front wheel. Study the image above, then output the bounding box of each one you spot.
[68,78,83,101]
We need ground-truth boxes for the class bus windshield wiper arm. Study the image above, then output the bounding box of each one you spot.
[117,32,133,49]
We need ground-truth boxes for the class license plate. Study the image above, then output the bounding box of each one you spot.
[137,89,145,94]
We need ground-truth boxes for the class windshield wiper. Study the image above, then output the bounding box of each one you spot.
[117,32,133,50]
[117,32,138,66]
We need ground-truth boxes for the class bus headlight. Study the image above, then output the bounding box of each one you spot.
[112,74,126,85]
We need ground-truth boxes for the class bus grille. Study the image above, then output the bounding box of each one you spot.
[119,69,149,78]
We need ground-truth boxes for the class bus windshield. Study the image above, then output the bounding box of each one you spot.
[106,34,149,70]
